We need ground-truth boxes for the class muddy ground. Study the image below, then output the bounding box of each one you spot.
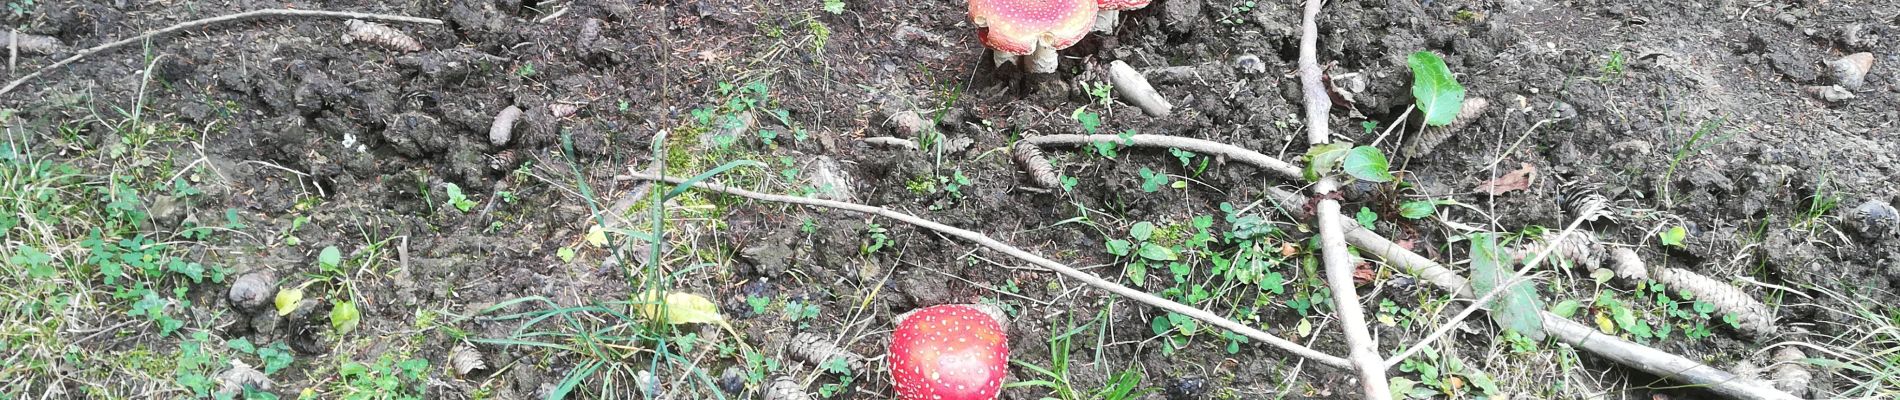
[3,0,1897,398]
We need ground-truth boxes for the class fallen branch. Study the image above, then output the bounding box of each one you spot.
[0,9,444,97]
[1023,133,1795,400]
[626,173,1354,370]
[1295,0,1390,396]
[1106,60,1173,117]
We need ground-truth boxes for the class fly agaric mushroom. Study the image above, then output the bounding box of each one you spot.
[968,0,1096,74]
[889,304,1010,400]
[1093,0,1151,33]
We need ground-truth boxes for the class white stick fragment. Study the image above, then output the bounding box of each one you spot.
[861,137,919,151]
[1026,45,1059,74]
[343,19,424,52]
[1107,60,1173,117]
[1295,0,1387,395]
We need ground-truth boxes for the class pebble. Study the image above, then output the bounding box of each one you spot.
[1166,376,1208,400]
[1805,85,1855,104]
[717,366,747,394]
[1825,52,1874,90]
[228,271,278,312]
[1851,199,1898,239]
[1234,54,1266,75]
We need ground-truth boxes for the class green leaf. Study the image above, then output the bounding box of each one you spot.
[1130,222,1156,242]
[664,160,765,201]
[1127,261,1148,287]
[1398,200,1441,219]
[1468,233,1547,340]
[1342,146,1394,182]
[1301,143,1351,181]
[1354,207,1378,229]
[1137,243,1178,261]
[317,246,342,270]
[1105,239,1132,257]
[1407,51,1466,126]
[330,300,360,335]
[1660,225,1687,247]
[556,247,576,262]
[1550,299,1582,318]
[274,287,303,317]
[636,291,726,325]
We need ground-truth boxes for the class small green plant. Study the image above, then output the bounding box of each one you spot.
[1659,117,1734,206]
[516,62,537,77]
[1303,143,1394,183]
[1219,1,1257,25]
[1658,225,1687,247]
[1137,167,1169,192]
[1390,345,1500,398]
[861,222,892,255]
[443,182,476,213]
[1085,82,1114,105]
[1407,51,1466,127]
[7,0,34,17]
[821,0,845,14]
[1600,50,1627,78]
[334,353,431,399]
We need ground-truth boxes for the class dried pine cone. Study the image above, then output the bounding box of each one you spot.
[343,19,423,52]
[1012,140,1059,189]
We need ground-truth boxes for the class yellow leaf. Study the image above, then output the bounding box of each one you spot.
[1594,310,1615,334]
[275,287,305,316]
[635,291,725,325]
[1295,318,1313,337]
[585,225,609,247]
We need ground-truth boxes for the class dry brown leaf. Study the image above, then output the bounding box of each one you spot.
[1476,163,1536,195]
[448,343,487,376]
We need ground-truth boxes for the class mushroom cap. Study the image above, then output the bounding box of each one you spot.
[968,0,1098,55]
[889,304,1010,400]
[1098,0,1151,11]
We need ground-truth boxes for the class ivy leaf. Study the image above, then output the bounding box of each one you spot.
[330,300,360,335]
[1137,243,1178,261]
[1407,51,1466,126]
[1301,143,1352,181]
[636,291,726,325]
[1342,146,1394,182]
[1468,233,1546,340]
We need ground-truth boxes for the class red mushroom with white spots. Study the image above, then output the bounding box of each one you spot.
[889,304,1010,400]
[1093,0,1152,33]
[967,0,1097,74]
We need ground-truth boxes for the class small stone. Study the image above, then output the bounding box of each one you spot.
[1825,52,1874,89]
[804,156,854,201]
[1774,13,1797,27]
[717,366,747,394]
[228,272,278,312]
[1805,85,1855,104]
[1850,199,1899,239]
[1166,376,1208,400]
[1234,54,1266,75]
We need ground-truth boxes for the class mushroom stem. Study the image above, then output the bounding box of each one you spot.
[991,49,1018,68]
[1025,46,1059,74]
[1092,10,1121,33]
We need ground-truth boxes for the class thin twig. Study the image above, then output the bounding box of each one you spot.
[1023,134,1302,180]
[0,9,443,97]
[1023,133,1796,400]
[1296,0,1390,396]
[626,173,1354,369]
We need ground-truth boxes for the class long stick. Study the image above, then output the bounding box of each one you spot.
[626,173,1354,369]
[1020,134,1796,399]
[1295,0,1390,397]
[0,9,443,97]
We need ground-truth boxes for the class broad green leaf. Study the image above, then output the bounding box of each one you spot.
[1466,371,1500,395]
[1105,239,1132,256]
[317,246,342,269]
[556,247,576,262]
[1660,225,1687,247]
[1137,243,1178,261]
[274,287,304,316]
[330,300,360,335]
[1126,261,1148,287]
[1407,51,1466,126]
[1301,143,1352,181]
[1550,299,1582,318]
[1130,222,1156,242]
[1468,233,1546,340]
[1399,200,1440,219]
[1342,146,1395,182]
[636,291,726,325]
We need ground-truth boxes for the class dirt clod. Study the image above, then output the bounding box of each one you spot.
[227,272,278,312]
